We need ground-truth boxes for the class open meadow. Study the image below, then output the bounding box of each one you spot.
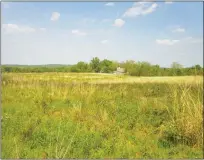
[2,73,203,158]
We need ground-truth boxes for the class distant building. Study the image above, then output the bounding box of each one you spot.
[113,67,125,75]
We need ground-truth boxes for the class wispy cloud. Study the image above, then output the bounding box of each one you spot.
[172,26,185,33]
[50,12,60,21]
[123,2,158,18]
[156,36,203,46]
[101,40,109,44]
[2,24,47,34]
[113,19,125,27]
[156,39,180,45]
[105,2,115,6]
[183,37,203,44]
[71,29,87,36]
[2,24,36,34]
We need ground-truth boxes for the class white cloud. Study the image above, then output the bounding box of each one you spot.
[2,24,36,34]
[101,40,109,44]
[156,39,180,45]
[172,27,185,33]
[113,19,125,27]
[123,2,158,18]
[156,37,203,46]
[105,2,115,6]
[71,29,87,36]
[2,24,47,34]
[50,12,60,21]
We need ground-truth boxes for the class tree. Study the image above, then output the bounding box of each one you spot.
[123,60,136,75]
[171,62,183,76]
[76,61,89,72]
[111,61,119,71]
[100,59,114,73]
[192,64,203,75]
[90,57,101,73]
[171,62,183,69]
[139,61,152,76]
[151,64,160,76]
[70,65,79,72]
[4,67,11,72]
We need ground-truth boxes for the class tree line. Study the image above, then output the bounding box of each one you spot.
[1,57,203,76]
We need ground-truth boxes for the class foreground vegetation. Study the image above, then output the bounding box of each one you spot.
[2,73,203,158]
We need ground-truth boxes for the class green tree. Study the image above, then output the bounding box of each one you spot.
[149,64,160,76]
[192,64,203,75]
[76,61,89,72]
[100,59,114,73]
[171,62,183,76]
[90,57,101,73]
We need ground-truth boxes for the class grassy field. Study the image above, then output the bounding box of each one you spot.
[2,73,203,158]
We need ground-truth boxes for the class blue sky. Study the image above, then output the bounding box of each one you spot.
[1,2,203,67]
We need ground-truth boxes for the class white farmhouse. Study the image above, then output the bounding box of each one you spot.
[113,67,125,75]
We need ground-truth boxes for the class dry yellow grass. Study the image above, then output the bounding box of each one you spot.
[3,72,203,84]
[91,75,203,84]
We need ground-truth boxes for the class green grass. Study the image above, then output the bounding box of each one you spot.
[2,73,203,158]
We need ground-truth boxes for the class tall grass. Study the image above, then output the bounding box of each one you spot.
[1,73,203,158]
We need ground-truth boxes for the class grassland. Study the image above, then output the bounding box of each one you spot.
[2,73,203,158]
